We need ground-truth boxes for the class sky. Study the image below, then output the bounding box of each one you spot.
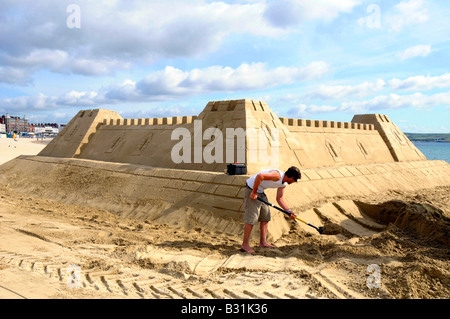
[0,0,449,133]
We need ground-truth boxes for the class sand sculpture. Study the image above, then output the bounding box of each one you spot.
[5,99,450,240]
[39,99,427,172]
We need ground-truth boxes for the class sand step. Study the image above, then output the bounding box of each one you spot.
[294,209,323,234]
[333,200,386,231]
[314,202,378,237]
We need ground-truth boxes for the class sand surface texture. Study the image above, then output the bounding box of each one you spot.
[0,137,49,164]
[0,138,449,299]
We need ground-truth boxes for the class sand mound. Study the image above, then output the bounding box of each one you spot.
[356,200,450,246]
[0,181,449,299]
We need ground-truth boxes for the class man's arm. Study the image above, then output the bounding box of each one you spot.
[276,187,296,219]
[249,170,281,200]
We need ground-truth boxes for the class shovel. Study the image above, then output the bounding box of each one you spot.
[257,197,324,234]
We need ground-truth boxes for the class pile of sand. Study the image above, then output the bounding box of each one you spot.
[357,200,450,246]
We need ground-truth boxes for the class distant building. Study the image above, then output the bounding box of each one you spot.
[34,126,59,136]
[0,114,29,134]
[0,114,63,136]
[32,123,60,137]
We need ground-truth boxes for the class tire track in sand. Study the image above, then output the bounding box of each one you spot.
[0,249,337,299]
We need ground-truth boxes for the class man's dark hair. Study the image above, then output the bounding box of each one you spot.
[285,166,301,181]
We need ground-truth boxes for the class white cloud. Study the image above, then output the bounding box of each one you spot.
[0,61,330,111]
[135,61,330,98]
[0,48,132,83]
[0,49,69,84]
[59,91,99,106]
[103,79,140,102]
[288,103,338,117]
[340,92,450,113]
[285,71,450,115]
[386,0,429,32]
[301,72,450,102]
[398,45,432,61]
[283,91,450,117]
[0,0,294,83]
[70,58,131,76]
[2,49,68,72]
[304,79,386,100]
[264,0,361,27]
[0,66,30,85]
[389,73,450,91]
[1,94,56,111]
[280,72,450,118]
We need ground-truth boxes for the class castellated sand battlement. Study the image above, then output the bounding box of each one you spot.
[102,115,376,131]
[279,117,375,131]
[103,116,198,126]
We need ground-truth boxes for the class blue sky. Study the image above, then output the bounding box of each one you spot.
[0,0,449,133]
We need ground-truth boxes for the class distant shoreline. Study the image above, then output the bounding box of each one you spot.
[405,133,450,143]
[411,140,450,143]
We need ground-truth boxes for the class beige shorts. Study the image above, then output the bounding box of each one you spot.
[243,187,271,225]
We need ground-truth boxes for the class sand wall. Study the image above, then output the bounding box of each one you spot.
[2,155,448,241]
[279,116,394,168]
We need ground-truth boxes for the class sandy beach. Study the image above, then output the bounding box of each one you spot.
[0,137,50,165]
[0,137,449,300]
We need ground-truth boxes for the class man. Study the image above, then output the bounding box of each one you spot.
[241,166,301,253]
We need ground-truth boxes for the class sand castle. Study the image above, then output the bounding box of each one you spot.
[38,99,428,172]
[4,99,450,240]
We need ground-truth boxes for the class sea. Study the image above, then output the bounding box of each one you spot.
[413,142,450,164]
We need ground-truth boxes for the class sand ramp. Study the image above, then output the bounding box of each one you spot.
[312,201,384,237]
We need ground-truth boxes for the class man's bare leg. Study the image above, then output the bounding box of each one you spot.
[241,223,255,253]
[259,221,275,248]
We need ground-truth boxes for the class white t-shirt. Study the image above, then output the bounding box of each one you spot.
[246,169,287,194]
